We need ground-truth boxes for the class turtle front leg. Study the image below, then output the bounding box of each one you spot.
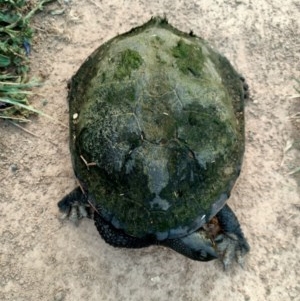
[161,230,218,262]
[214,204,250,269]
[161,204,249,268]
[58,187,93,224]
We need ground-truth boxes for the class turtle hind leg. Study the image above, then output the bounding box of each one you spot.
[215,204,250,269]
[58,187,93,224]
[94,212,155,249]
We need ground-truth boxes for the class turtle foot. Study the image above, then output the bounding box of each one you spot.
[214,232,250,270]
[58,187,93,225]
[215,204,250,269]
[60,201,93,225]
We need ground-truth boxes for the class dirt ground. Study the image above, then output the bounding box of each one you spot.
[1,0,300,300]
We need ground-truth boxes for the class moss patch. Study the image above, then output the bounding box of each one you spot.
[172,39,204,77]
[113,49,143,80]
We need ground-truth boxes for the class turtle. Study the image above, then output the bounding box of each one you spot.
[58,17,250,269]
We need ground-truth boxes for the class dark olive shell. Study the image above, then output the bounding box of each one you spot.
[68,17,245,240]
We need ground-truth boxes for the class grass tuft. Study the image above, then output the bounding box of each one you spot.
[0,0,55,121]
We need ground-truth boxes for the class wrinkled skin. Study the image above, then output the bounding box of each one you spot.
[58,17,250,268]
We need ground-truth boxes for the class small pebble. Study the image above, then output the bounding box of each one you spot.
[10,164,18,173]
[150,276,161,283]
[54,291,65,301]
[42,99,48,106]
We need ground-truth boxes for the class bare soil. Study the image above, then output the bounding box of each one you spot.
[1,1,300,300]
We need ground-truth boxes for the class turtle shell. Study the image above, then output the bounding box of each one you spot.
[68,17,245,240]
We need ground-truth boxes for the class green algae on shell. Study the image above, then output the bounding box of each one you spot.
[68,17,245,239]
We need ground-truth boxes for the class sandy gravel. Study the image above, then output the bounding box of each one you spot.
[1,1,300,300]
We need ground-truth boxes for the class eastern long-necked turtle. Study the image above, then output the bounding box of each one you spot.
[58,17,250,268]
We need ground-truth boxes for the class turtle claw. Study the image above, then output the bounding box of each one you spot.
[236,250,246,268]
[59,200,92,225]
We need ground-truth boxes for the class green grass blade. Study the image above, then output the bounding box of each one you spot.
[0,97,67,127]
[0,54,11,67]
[0,115,30,122]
